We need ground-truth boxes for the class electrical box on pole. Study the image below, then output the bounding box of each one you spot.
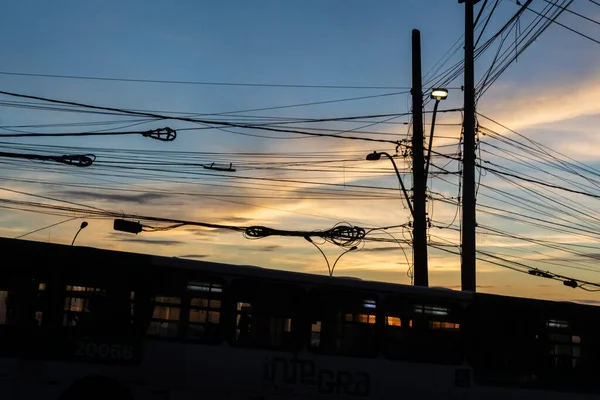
[114,219,143,234]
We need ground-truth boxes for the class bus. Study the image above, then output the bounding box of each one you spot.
[0,236,599,399]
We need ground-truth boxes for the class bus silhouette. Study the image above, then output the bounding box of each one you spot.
[0,236,598,399]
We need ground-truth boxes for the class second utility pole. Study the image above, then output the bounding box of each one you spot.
[411,29,428,287]
[461,0,478,292]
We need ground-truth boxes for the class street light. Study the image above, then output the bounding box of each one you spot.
[71,221,88,246]
[365,151,414,218]
[430,88,449,101]
[424,88,449,179]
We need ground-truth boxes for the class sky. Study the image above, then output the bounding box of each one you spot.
[1,0,600,304]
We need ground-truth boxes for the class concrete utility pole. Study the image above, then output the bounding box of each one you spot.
[460,0,479,292]
[411,29,429,287]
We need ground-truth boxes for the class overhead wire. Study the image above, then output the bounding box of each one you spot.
[539,0,600,26]
[516,0,600,45]
[0,89,428,144]
[0,71,409,90]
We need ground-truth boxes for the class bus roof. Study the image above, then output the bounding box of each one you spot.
[8,237,596,310]
[1,236,471,302]
[158,253,472,301]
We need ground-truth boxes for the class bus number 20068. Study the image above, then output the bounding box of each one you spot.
[74,341,134,361]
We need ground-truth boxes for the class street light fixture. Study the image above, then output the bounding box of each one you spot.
[365,152,382,161]
[365,151,414,218]
[430,88,449,101]
[424,88,449,180]
[71,221,88,246]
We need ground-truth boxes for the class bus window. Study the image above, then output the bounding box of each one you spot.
[467,295,542,386]
[549,331,580,370]
[311,321,321,347]
[309,289,378,357]
[541,319,582,373]
[187,281,223,343]
[235,302,253,344]
[63,285,106,329]
[383,296,463,364]
[147,296,181,338]
[468,295,600,393]
[0,290,15,326]
[63,283,133,335]
[0,275,45,328]
[230,279,302,351]
[34,283,45,326]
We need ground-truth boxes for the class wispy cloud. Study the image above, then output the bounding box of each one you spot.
[444,284,496,289]
[54,190,172,205]
[360,246,404,253]
[107,231,185,246]
[570,299,600,306]
[219,216,253,224]
[252,245,282,252]
[481,73,600,132]
[114,238,184,246]
[178,254,209,259]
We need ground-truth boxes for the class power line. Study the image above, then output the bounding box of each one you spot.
[475,0,500,47]
[0,90,411,144]
[0,71,409,90]
[0,127,176,141]
[518,0,600,45]
[0,186,106,212]
[540,0,600,26]
[0,160,402,224]
[14,216,81,239]
[479,113,600,180]
[0,93,410,123]
[0,151,96,167]
[477,0,568,99]
[479,163,600,200]
[477,249,600,290]
[3,195,380,250]
[192,91,410,115]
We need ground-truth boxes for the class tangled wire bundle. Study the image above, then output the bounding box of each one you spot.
[243,223,366,249]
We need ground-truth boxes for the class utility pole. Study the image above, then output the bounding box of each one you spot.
[411,29,428,287]
[460,0,479,292]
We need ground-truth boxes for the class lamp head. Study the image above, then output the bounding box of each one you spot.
[80,221,88,229]
[366,152,382,161]
[431,88,449,101]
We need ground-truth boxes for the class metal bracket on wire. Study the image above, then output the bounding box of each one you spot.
[203,162,236,172]
[143,127,177,142]
[57,154,96,167]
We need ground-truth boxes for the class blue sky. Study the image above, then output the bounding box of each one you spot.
[1,0,600,303]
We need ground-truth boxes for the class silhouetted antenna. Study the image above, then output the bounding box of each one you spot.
[71,221,88,246]
[0,151,96,167]
[203,162,236,172]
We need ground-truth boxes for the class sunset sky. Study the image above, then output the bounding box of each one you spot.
[1,0,600,304]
